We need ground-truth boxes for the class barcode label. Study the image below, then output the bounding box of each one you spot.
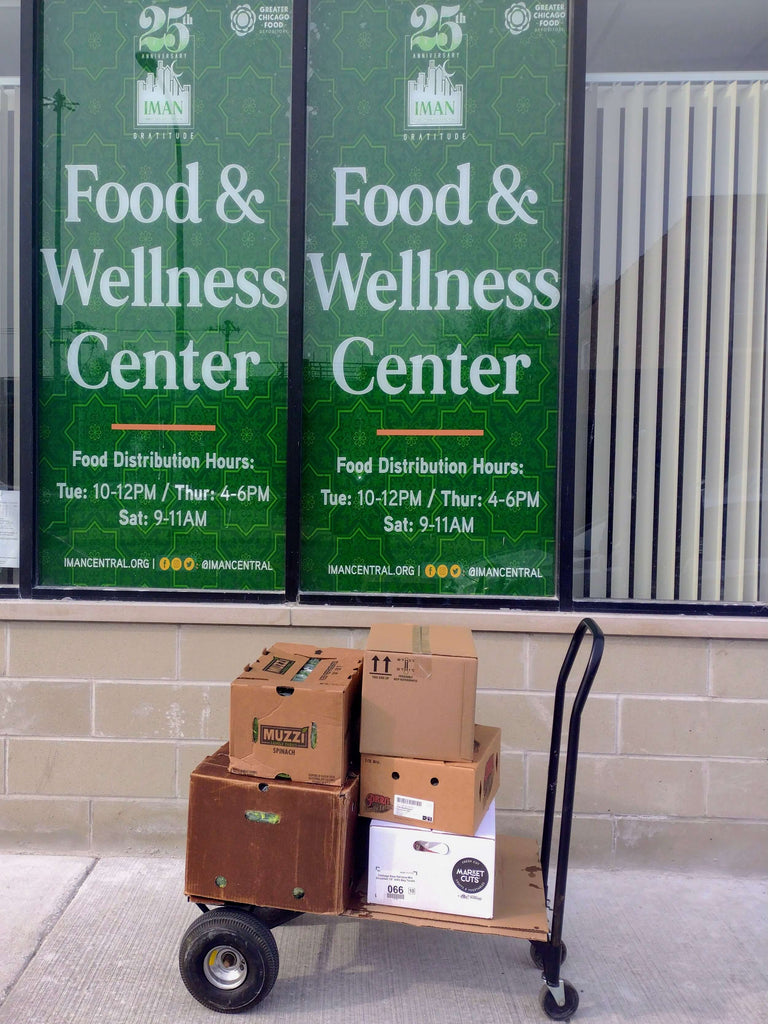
[394,794,434,821]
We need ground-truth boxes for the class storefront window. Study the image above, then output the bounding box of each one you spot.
[14,1,767,613]
[299,0,568,600]
[34,0,289,593]
[0,0,20,582]
[575,0,768,604]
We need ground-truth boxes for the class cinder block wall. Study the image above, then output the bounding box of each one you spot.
[0,605,765,872]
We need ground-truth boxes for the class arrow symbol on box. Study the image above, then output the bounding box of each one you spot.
[383,656,391,672]
[372,655,379,671]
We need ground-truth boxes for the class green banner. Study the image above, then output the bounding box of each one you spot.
[37,0,292,590]
[301,0,568,596]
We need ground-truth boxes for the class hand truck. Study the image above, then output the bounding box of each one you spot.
[178,617,605,1021]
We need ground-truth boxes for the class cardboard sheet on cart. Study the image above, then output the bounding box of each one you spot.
[346,835,549,939]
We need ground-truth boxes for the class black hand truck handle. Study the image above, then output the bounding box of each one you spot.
[538,617,604,983]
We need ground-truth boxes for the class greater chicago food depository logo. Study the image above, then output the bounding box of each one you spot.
[505,3,566,35]
[505,3,532,35]
[232,4,291,37]
[135,4,194,128]
[231,4,257,36]
[405,3,467,132]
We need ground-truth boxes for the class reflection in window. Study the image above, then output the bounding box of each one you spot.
[0,0,20,579]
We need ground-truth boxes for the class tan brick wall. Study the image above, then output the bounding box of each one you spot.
[0,607,765,871]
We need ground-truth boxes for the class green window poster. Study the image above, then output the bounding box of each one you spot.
[37,1,292,590]
[301,0,568,596]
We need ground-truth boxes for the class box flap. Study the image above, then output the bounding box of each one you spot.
[239,643,363,694]
[367,623,476,659]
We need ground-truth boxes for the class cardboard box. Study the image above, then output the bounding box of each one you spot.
[367,801,496,919]
[185,745,361,915]
[229,643,363,785]
[361,623,477,761]
[359,724,500,835]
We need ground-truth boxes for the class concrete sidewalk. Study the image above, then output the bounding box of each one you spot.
[0,854,765,1024]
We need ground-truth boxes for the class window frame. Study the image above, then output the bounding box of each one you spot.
[12,0,766,618]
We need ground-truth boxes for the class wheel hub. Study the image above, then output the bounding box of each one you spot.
[203,945,248,990]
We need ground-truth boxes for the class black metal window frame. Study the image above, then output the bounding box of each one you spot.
[13,0,765,618]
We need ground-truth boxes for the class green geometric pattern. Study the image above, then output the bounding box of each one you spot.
[300,0,568,596]
[37,0,292,591]
[37,0,568,598]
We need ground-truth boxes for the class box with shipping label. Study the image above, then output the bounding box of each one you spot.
[362,623,477,761]
[367,801,496,919]
[360,724,500,835]
[185,745,361,915]
[229,643,363,785]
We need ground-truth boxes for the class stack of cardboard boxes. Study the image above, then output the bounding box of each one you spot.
[185,643,364,914]
[184,626,501,921]
[360,624,500,919]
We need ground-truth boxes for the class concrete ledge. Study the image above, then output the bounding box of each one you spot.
[0,598,292,626]
[1,599,765,639]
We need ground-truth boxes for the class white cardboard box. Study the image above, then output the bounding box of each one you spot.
[367,801,496,918]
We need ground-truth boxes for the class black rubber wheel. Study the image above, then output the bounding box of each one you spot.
[179,907,279,1013]
[529,940,567,970]
[539,980,580,1021]
[248,906,303,929]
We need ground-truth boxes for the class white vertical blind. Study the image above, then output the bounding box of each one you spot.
[655,83,691,600]
[633,83,666,600]
[576,78,768,604]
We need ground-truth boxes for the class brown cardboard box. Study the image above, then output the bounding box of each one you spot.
[185,745,361,915]
[359,725,501,835]
[229,643,363,785]
[361,623,477,761]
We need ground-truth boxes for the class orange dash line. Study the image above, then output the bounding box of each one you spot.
[376,428,484,437]
[111,423,216,432]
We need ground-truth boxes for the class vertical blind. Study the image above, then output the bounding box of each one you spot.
[576,79,768,604]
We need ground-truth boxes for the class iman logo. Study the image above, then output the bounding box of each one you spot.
[404,3,468,132]
[408,61,464,128]
[137,62,191,126]
[135,5,194,129]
